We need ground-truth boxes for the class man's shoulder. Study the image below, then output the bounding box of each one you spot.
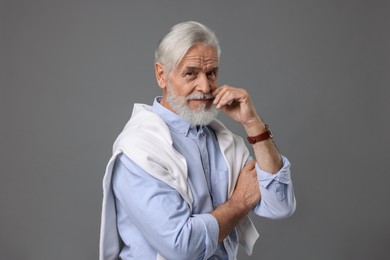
[113,103,171,152]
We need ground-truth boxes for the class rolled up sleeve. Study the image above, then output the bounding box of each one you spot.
[253,155,296,219]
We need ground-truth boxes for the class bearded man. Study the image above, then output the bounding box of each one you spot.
[100,21,296,260]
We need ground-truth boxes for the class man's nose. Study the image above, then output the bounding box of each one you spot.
[196,73,211,93]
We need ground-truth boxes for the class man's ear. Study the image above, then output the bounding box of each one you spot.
[155,62,168,89]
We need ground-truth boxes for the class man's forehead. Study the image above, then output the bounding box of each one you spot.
[177,62,219,73]
[178,46,218,68]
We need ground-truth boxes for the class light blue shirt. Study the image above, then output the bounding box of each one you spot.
[112,97,295,259]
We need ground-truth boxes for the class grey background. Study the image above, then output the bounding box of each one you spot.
[1,0,389,259]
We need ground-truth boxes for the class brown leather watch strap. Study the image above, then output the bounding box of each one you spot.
[247,124,273,144]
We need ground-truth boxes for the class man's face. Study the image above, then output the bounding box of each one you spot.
[158,44,220,125]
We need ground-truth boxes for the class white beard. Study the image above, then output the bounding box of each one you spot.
[167,87,219,126]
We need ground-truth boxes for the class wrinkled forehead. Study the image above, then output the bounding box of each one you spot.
[176,44,219,70]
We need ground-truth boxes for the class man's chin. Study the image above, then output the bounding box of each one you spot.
[187,101,214,112]
[167,94,218,125]
[181,107,219,126]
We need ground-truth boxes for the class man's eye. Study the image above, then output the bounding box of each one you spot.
[207,71,217,79]
[185,71,197,77]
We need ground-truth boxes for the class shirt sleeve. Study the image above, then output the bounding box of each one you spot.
[112,153,219,259]
[252,155,296,219]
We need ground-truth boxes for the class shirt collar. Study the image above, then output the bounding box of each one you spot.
[152,97,193,136]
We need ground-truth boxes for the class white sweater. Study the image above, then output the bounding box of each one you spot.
[100,104,259,260]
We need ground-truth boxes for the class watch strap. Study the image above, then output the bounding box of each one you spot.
[247,124,273,144]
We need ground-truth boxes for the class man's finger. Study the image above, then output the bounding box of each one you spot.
[244,160,256,170]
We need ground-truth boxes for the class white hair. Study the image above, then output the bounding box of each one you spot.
[155,21,221,72]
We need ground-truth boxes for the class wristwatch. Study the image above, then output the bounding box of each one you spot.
[247,124,273,144]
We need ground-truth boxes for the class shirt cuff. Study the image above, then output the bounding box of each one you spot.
[256,155,292,188]
[193,213,219,259]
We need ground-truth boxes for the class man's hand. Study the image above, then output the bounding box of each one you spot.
[230,160,261,210]
[211,160,261,243]
[213,84,282,174]
[212,85,260,128]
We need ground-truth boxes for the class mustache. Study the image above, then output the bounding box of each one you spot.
[186,93,215,100]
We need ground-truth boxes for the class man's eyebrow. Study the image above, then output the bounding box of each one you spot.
[206,67,219,74]
[184,66,200,71]
[184,66,219,71]
[208,67,219,71]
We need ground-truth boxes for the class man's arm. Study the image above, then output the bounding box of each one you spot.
[210,160,259,243]
[113,154,219,259]
[242,117,282,173]
[210,85,289,242]
[252,156,296,219]
[213,85,282,173]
